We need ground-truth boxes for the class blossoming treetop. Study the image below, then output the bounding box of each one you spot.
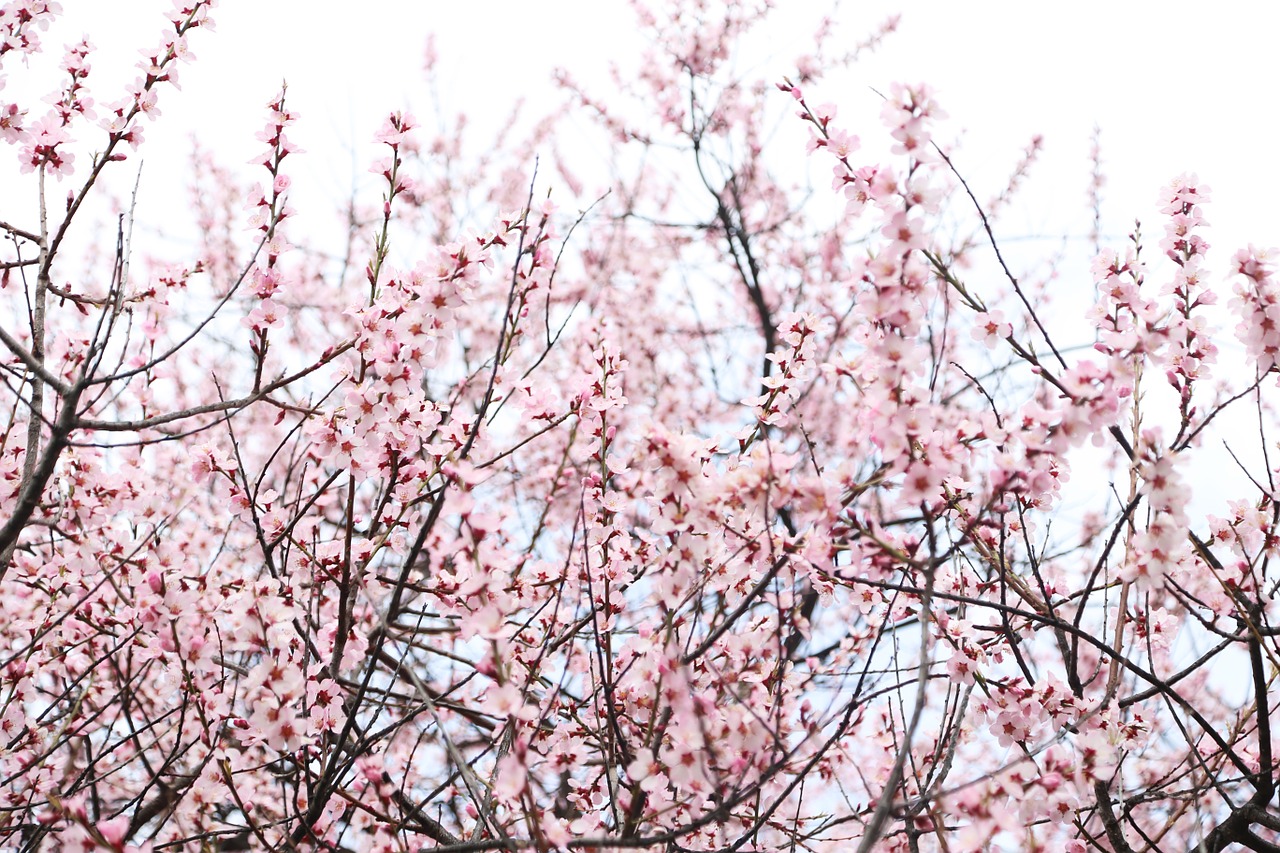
[1,2,1278,851]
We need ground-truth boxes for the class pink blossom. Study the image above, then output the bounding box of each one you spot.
[971,310,1012,347]
[0,101,27,141]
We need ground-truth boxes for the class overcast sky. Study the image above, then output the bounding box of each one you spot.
[10,2,1279,291]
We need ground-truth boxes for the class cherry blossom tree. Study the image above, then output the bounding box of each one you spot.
[2,1,1279,851]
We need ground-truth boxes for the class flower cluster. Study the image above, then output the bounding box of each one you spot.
[242,88,297,336]
[1232,244,1280,375]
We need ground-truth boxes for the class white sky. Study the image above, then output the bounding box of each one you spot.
[10,1,1269,249]
[12,1,1277,264]
[4,0,1277,414]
